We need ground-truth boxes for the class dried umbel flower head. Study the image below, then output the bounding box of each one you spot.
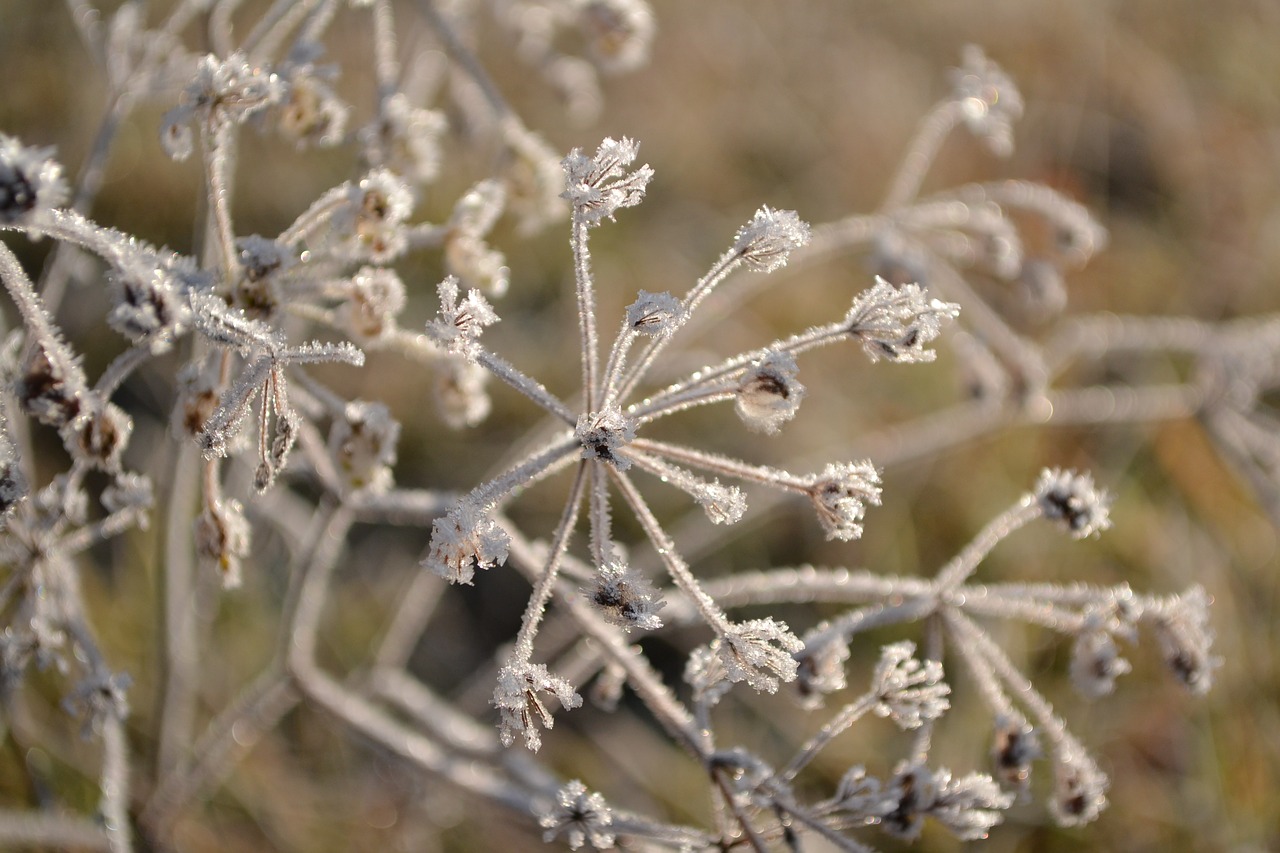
[63,670,132,738]
[232,235,295,317]
[0,10,1239,850]
[0,135,68,226]
[684,650,740,721]
[442,180,510,295]
[273,63,349,149]
[445,229,510,299]
[538,780,616,850]
[35,472,89,526]
[692,479,747,525]
[106,257,198,353]
[449,178,506,237]
[922,770,1015,841]
[102,473,154,520]
[504,126,568,234]
[1034,468,1112,538]
[172,358,222,439]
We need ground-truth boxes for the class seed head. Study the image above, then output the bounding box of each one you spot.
[538,780,616,850]
[733,206,810,272]
[805,461,882,541]
[561,136,653,225]
[1034,468,1112,539]
[0,135,68,225]
[735,350,805,434]
[493,661,581,751]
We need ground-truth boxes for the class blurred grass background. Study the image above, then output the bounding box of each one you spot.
[1,1,1279,850]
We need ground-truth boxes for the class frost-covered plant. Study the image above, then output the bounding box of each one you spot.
[0,3,1264,852]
